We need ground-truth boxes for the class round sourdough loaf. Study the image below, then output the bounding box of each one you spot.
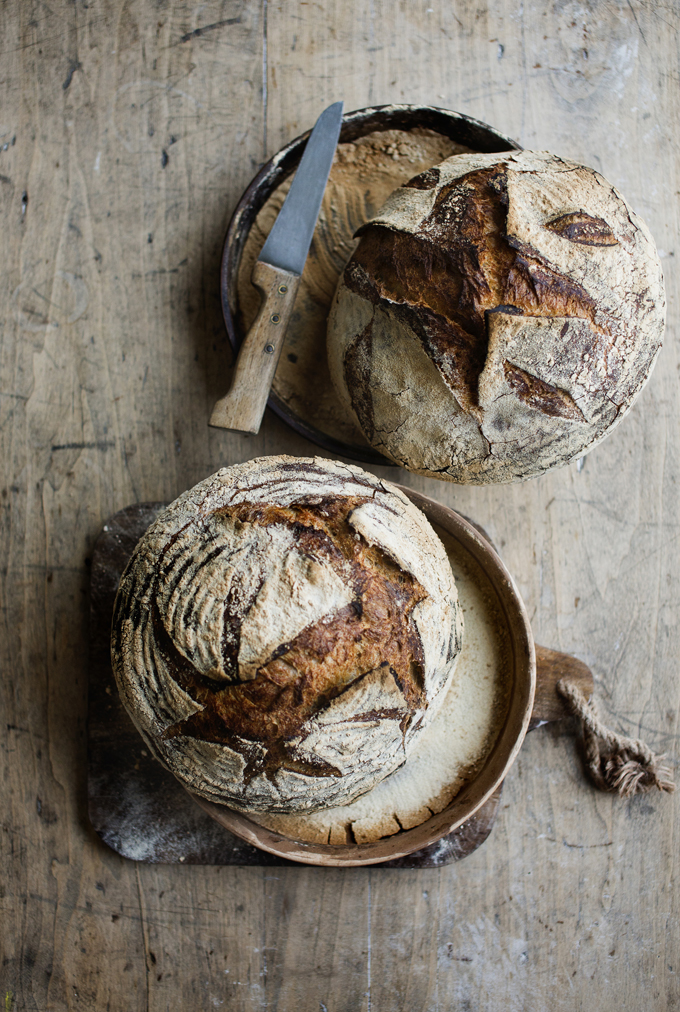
[111,456,463,814]
[327,149,665,483]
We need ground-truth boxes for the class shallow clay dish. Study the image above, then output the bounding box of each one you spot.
[221,105,519,463]
[192,486,590,867]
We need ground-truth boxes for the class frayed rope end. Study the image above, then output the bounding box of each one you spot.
[601,751,675,797]
[556,678,675,797]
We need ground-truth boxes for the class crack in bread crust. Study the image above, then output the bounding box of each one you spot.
[346,167,603,417]
[154,497,428,780]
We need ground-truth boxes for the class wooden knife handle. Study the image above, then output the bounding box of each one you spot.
[210,261,301,433]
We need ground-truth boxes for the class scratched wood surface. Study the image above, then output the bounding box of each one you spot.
[1,2,678,1010]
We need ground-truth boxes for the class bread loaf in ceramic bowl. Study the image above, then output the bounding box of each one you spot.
[111,456,464,814]
[327,149,665,483]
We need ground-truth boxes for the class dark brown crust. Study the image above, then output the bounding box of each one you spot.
[402,166,441,190]
[145,497,427,781]
[153,610,346,783]
[344,166,607,418]
[546,211,618,246]
[502,361,586,421]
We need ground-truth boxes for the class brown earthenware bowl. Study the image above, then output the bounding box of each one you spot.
[192,487,550,867]
[220,104,519,464]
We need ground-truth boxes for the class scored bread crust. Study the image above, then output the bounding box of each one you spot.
[111,456,464,814]
[327,149,665,483]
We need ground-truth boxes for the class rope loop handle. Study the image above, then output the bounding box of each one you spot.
[556,679,675,797]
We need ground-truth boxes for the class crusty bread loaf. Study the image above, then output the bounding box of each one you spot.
[111,456,463,814]
[327,150,665,483]
[249,521,512,846]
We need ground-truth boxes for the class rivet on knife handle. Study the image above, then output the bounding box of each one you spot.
[209,263,300,434]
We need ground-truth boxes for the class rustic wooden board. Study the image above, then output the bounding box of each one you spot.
[1,1,679,1010]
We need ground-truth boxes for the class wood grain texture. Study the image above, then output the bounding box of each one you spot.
[210,262,301,432]
[531,644,594,729]
[1,1,678,1010]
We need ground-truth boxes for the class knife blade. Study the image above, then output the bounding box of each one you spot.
[210,101,344,433]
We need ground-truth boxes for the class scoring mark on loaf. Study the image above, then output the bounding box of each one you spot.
[502,361,586,422]
[546,211,618,246]
[132,496,429,785]
[345,165,606,422]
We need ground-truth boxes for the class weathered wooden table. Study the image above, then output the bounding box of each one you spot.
[1,3,678,1009]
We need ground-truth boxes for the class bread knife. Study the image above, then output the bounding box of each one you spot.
[209,101,344,434]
